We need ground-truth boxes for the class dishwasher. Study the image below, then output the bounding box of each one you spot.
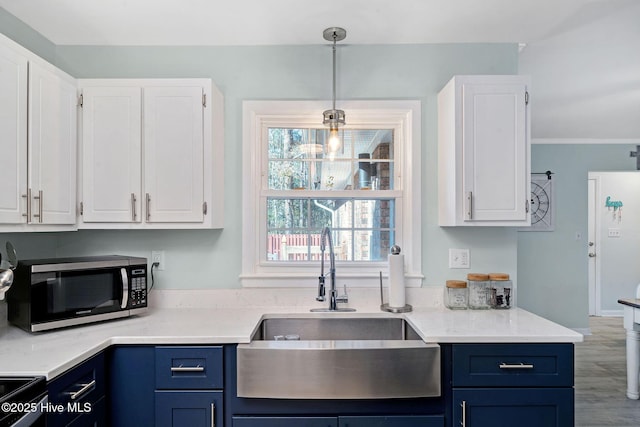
[0,377,47,427]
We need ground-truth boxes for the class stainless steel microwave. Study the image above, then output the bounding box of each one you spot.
[6,255,148,332]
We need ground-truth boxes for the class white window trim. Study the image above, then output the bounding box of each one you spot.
[241,100,422,288]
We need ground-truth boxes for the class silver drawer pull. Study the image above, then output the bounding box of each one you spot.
[499,362,534,369]
[170,365,205,373]
[69,380,96,400]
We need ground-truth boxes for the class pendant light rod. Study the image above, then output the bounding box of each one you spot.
[323,27,346,111]
[322,27,346,130]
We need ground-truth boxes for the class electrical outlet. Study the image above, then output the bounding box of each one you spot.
[608,228,621,238]
[151,251,165,271]
[449,248,470,269]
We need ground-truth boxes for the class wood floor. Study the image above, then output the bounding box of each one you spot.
[575,316,640,426]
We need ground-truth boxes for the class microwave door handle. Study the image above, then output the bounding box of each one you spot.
[121,268,129,309]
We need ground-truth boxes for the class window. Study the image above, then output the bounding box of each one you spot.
[241,101,422,288]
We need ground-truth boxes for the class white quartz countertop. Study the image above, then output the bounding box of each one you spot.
[0,291,582,380]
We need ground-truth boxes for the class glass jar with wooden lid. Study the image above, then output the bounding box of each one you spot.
[445,280,468,309]
[467,273,491,309]
[489,273,513,309]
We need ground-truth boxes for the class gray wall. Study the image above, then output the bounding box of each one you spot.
[517,144,636,327]
[516,0,640,328]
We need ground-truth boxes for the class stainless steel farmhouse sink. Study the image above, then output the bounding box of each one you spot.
[236,316,440,399]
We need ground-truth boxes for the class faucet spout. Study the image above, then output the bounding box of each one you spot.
[311,227,355,312]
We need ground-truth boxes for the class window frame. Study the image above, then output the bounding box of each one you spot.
[241,100,422,288]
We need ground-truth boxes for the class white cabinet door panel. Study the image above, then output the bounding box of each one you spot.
[82,87,142,222]
[438,75,530,226]
[462,83,527,221]
[144,86,204,223]
[28,63,77,225]
[0,44,28,224]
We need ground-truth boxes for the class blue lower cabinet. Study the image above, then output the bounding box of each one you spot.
[452,388,574,427]
[232,416,444,427]
[109,346,155,426]
[47,351,106,427]
[67,396,106,427]
[155,390,223,427]
[340,415,444,426]
[233,416,337,427]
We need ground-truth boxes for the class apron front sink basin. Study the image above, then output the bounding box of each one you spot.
[236,316,440,399]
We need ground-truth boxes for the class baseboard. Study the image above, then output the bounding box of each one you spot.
[599,310,623,317]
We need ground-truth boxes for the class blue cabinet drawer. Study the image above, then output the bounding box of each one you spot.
[340,415,444,426]
[233,416,337,427]
[155,346,223,390]
[452,343,574,387]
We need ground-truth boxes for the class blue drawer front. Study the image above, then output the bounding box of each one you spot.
[232,416,337,427]
[340,415,444,426]
[452,343,574,387]
[155,346,223,389]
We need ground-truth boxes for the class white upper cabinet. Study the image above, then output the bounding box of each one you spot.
[81,87,142,222]
[438,75,531,227]
[143,86,204,223]
[0,42,28,225]
[78,79,224,229]
[0,35,77,231]
[28,62,77,225]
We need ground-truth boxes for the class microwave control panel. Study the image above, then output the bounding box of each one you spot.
[129,267,147,307]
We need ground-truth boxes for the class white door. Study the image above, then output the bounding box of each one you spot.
[81,86,142,222]
[462,82,529,222]
[0,44,28,224]
[144,86,204,223]
[587,178,598,315]
[28,62,77,225]
[587,172,640,316]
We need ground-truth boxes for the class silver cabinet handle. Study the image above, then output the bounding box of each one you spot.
[69,380,96,400]
[22,188,32,222]
[211,403,215,427]
[170,365,204,373]
[33,190,43,223]
[146,193,151,221]
[461,400,466,427]
[499,362,534,369]
[121,268,129,309]
[464,191,472,220]
[131,193,137,221]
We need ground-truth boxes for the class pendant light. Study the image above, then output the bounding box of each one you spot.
[322,27,346,155]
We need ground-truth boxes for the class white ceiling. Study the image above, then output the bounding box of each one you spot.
[0,0,607,46]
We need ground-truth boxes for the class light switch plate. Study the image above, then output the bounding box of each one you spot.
[449,248,470,269]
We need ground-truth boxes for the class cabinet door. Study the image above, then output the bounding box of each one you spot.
[155,390,222,427]
[28,62,77,225]
[453,388,574,427]
[340,415,443,427]
[462,82,528,222]
[109,346,155,427]
[144,86,204,223]
[232,416,338,427]
[0,43,28,224]
[48,352,106,427]
[81,86,142,222]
